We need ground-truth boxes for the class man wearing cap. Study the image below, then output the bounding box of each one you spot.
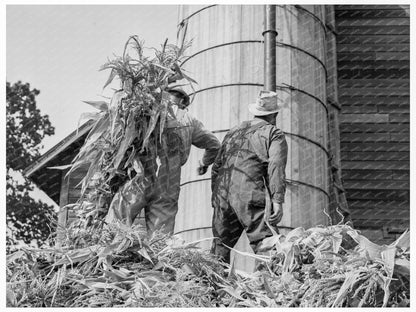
[210,90,288,263]
[107,86,221,235]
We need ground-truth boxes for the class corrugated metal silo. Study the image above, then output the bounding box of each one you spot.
[174,5,331,271]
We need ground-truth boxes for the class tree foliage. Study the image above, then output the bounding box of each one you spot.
[6,81,56,250]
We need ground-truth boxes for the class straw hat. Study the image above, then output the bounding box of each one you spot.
[248,90,281,116]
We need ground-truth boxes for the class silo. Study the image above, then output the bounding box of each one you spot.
[174,5,330,270]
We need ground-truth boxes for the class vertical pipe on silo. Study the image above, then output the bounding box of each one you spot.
[263,5,277,91]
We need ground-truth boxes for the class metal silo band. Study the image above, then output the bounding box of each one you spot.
[284,132,330,157]
[276,42,328,81]
[212,128,329,158]
[188,83,328,115]
[177,4,217,26]
[180,40,263,66]
[180,177,330,199]
[293,5,328,36]
[278,83,329,115]
[181,40,327,81]
[286,179,330,198]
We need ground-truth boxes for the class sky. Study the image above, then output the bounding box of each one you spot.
[7,5,178,152]
[6,5,180,206]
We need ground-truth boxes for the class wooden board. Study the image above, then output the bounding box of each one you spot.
[348,199,409,209]
[337,25,409,35]
[337,43,409,53]
[335,6,408,17]
[341,104,409,114]
[340,122,410,133]
[389,113,410,123]
[341,142,409,152]
[338,68,409,79]
[337,35,409,45]
[342,161,409,170]
[341,151,409,161]
[345,189,409,200]
[339,95,409,105]
[343,179,409,190]
[340,114,389,123]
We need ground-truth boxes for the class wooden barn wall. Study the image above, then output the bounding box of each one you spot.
[335,5,410,243]
[57,166,88,233]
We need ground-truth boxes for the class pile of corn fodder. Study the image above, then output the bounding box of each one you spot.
[7,222,409,307]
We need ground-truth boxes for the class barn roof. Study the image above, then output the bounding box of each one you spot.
[23,120,94,204]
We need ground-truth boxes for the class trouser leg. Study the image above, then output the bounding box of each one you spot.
[145,152,181,235]
[105,175,151,226]
[211,202,244,263]
[243,204,274,254]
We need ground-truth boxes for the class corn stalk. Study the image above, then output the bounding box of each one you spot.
[61,36,194,232]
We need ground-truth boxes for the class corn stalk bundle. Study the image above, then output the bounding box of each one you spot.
[63,36,194,231]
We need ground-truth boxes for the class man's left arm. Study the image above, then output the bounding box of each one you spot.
[268,129,288,224]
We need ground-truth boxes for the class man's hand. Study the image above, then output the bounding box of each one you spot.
[269,202,283,225]
[197,160,209,175]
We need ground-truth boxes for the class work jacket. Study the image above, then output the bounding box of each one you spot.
[211,118,287,210]
[166,106,221,167]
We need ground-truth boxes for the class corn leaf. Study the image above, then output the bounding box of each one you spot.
[332,271,360,307]
[47,164,73,170]
[78,112,102,126]
[103,69,117,90]
[74,115,110,159]
[285,227,305,242]
[347,230,384,260]
[111,111,137,170]
[137,248,153,264]
[80,156,102,196]
[219,286,245,301]
[141,108,161,152]
[159,91,171,142]
[394,258,410,276]
[55,245,101,266]
[82,101,109,112]
[391,229,409,249]
[6,250,27,264]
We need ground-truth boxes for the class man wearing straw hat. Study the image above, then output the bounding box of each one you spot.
[210,90,288,263]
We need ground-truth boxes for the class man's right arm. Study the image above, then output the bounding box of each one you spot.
[211,140,226,192]
[191,118,221,167]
